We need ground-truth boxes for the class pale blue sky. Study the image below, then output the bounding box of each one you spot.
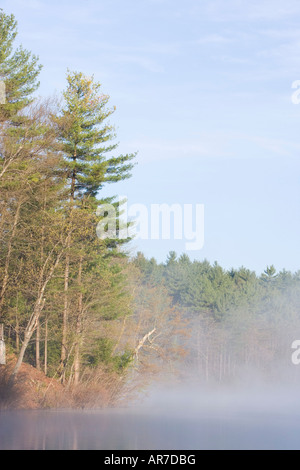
[2,0,300,273]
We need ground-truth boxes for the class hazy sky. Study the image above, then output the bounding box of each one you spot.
[2,0,300,273]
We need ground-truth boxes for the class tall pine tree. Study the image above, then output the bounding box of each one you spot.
[0,9,42,122]
[54,71,136,384]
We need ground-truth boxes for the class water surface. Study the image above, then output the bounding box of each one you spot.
[1,384,300,450]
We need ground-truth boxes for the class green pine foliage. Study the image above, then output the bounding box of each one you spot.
[134,251,300,322]
[54,70,136,203]
[0,9,42,122]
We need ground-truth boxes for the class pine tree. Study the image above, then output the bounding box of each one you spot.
[0,9,43,187]
[53,71,136,384]
[0,9,42,122]
[54,70,135,203]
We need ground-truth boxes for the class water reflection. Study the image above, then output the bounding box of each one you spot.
[1,385,300,450]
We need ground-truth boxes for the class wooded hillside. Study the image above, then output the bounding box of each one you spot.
[0,9,299,409]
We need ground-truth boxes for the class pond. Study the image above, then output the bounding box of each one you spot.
[1,384,300,450]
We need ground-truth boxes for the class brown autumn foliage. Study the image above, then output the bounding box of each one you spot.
[0,354,135,410]
[0,354,69,410]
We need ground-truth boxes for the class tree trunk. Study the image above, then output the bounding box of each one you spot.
[10,248,63,379]
[0,324,5,365]
[73,317,81,386]
[0,201,22,312]
[71,147,77,200]
[74,255,83,386]
[36,319,40,370]
[60,252,70,383]
[44,317,48,376]
[11,296,46,378]
[16,314,20,352]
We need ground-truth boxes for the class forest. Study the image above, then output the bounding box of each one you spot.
[0,9,299,409]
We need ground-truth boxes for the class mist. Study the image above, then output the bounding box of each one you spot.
[1,378,300,450]
[2,289,300,450]
[2,324,300,452]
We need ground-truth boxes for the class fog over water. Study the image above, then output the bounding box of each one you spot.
[1,379,300,450]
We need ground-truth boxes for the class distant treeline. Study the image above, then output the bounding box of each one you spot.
[133,251,300,383]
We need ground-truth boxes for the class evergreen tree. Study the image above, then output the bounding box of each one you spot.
[0,9,42,122]
[54,70,135,203]
[53,71,136,384]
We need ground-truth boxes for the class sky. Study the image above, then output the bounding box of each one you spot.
[1,0,300,274]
